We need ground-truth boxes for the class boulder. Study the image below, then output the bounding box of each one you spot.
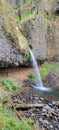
[45,69,59,89]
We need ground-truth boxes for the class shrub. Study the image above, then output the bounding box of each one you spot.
[19,121,31,130]
[27,118,34,125]
[16,16,20,23]
[40,62,59,79]
[25,52,31,63]
[0,94,3,100]
[1,78,19,92]
[14,5,19,11]
[29,44,33,49]
[28,71,37,83]
[0,107,34,130]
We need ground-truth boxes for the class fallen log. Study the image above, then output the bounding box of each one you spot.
[14,103,44,109]
[47,108,59,117]
[3,96,23,120]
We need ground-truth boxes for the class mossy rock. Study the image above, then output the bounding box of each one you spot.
[0,0,28,53]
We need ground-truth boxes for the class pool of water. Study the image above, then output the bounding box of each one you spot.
[33,87,59,101]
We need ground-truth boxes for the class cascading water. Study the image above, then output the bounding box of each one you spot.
[29,48,51,91]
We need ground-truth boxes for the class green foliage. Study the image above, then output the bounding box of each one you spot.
[22,0,36,5]
[16,16,20,23]
[0,107,20,130]
[14,5,19,11]
[0,107,33,130]
[19,121,31,130]
[28,62,59,82]
[56,67,59,74]
[25,0,31,4]
[0,94,3,100]
[40,62,59,79]
[28,71,37,83]
[16,9,37,23]
[25,52,31,63]
[26,0,31,3]
[29,44,33,50]
[1,78,19,92]
[27,118,34,125]
[3,118,20,130]
[14,0,37,23]
[21,9,37,21]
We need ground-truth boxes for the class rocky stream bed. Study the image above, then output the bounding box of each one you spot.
[11,83,59,130]
[0,67,59,130]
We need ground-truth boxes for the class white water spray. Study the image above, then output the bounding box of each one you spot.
[29,48,51,91]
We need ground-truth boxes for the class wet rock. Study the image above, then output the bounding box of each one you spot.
[50,125,54,129]
[48,103,53,107]
[42,108,46,112]
[40,97,44,101]
[43,120,49,125]
[45,70,59,89]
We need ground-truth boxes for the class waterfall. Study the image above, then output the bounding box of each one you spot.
[29,48,51,91]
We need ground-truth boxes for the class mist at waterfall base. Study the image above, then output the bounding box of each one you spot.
[29,48,52,92]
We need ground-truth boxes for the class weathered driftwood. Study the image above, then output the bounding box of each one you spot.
[10,101,23,120]
[3,96,23,120]
[14,103,44,109]
[46,108,59,117]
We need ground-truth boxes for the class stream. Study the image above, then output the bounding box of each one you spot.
[33,87,59,101]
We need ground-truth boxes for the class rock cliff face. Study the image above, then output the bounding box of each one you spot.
[0,0,28,67]
[0,0,59,68]
[19,0,59,62]
[0,17,24,67]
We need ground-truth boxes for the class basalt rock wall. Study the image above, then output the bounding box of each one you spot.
[19,0,59,62]
[0,0,28,67]
[0,0,59,68]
